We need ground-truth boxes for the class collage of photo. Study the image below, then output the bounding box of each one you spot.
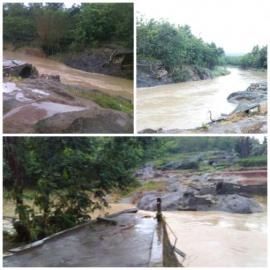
[1,0,268,268]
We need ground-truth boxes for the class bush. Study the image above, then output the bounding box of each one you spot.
[238,155,267,167]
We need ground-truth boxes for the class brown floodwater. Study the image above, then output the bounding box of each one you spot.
[93,202,267,267]
[4,51,133,101]
[3,199,267,266]
[137,67,267,131]
[164,209,267,267]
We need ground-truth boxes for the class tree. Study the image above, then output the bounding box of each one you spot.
[235,137,252,158]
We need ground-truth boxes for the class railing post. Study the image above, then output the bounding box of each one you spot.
[156,197,162,222]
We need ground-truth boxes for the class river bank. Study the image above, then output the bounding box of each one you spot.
[137,67,267,133]
[137,58,229,87]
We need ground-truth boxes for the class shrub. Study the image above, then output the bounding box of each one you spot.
[238,155,267,167]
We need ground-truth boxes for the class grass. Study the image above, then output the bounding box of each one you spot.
[238,155,267,167]
[66,87,133,114]
[211,66,230,77]
[114,180,167,201]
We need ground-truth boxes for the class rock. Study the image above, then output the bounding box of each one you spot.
[34,108,133,133]
[216,194,262,213]
[40,74,61,82]
[215,181,267,196]
[137,59,173,87]
[137,191,183,211]
[3,60,39,78]
[63,48,133,79]
[227,82,267,106]
[135,164,156,180]
[177,192,262,213]
[172,65,212,82]
[137,192,161,211]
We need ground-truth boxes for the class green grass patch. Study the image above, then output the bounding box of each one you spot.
[238,155,267,167]
[67,87,133,114]
[118,180,167,198]
[211,66,230,77]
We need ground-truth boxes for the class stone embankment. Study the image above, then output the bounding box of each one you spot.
[137,59,213,87]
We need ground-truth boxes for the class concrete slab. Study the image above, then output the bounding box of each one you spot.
[3,212,156,267]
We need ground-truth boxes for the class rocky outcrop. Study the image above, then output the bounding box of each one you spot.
[3,60,38,78]
[134,164,266,214]
[137,59,214,87]
[227,82,267,116]
[137,59,173,87]
[134,163,158,180]
[63,48,133,79]
[34,108,133,133]
[3,67,133,133]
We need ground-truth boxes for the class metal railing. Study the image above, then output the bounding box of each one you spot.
[156,198,186,259]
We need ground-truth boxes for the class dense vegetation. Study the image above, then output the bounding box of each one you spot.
[226,45,267,69]
[4,137,266,242]
[3,3,133,55]
[3,137,159,241]
[137,17,227,80]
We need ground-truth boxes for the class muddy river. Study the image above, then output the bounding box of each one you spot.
[137,67,267,131]
[164,210,267,267]
[112,203,267,267]
[3,200,267,266]
[4,51,133,101]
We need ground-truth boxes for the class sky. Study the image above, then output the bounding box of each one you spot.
[137,0,269,55]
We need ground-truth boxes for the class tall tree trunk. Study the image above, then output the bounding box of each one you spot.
[4,138,25,219]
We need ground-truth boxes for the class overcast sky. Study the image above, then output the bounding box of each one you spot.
[137,0,269,55]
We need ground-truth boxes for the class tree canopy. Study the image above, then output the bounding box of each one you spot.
[3,3,133,55]
[137,17,225,72]
[226,45,267,69]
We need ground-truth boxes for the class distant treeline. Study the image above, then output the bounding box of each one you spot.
[160,137,267,157]
[3,3,133,55]
[137,17,226,72]
[226,45,267,69]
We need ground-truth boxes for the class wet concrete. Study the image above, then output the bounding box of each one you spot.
[3,212,156,267]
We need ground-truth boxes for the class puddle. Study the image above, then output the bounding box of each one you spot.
[3,82,20,93]
[31,102,86,117]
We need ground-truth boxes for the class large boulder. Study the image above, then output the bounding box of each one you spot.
[227,82,267,107]
[134,164,158,180]
[137,191,182,211]
[3,60,38,78]
[34,108,133,133]
[216,194,263,213]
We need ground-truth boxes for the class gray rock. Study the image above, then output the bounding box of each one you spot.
[3,60,39,78]
[227,82,267,106]
[216,194,263,213]
[135,164,156,180]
